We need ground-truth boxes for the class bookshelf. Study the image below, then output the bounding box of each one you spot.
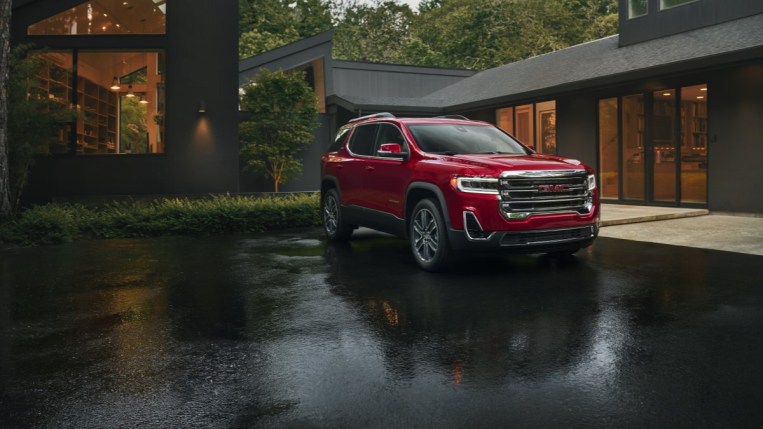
[37,61,118,154]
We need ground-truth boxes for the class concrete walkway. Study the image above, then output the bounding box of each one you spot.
[599,204,763,256]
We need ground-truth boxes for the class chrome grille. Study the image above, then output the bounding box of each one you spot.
[499,170,592,219]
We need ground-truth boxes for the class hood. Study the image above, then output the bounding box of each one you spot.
[437,153,590,174]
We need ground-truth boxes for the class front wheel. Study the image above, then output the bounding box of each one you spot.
[410,198,450,272]
[322,189,353,241]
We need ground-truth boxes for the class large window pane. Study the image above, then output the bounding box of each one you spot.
[77,51,165,154]
[28,0,167,35]
[496,107,514,135]
[661,0,697,10]
[35,52,75,154]
[680,84,708,203]
[653,89,677,202]
[514,104,534,149]
[598,98,619,199]
[622,94,644,200]
[535,100,556,155]
[629,0,648,18]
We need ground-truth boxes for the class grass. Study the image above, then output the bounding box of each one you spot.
[0,193,321,246]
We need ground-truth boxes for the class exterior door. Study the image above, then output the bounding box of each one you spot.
[598,85,708,206]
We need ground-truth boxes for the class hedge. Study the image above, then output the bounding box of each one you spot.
[0,194,322,246]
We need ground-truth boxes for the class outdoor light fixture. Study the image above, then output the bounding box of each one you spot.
[110,77,121,90]
[126,84,135,98]
[139,96,148,105]
[198,100,207,113]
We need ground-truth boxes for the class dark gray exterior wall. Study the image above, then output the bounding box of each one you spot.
[707,61,763,213]
[332,61,474,99]
[166,0,240,194]
[556,95,598,169]
[240,114,330,192]
[14,0,240,201]
[618,0,763,46]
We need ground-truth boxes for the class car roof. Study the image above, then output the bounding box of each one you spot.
[346,116,491,127]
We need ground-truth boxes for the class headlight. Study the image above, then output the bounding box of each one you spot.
[587,174,597,191]
[451,177,499,194]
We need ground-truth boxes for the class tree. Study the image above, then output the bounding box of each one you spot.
[6,46,77,212]
[239,0,333,59]
[239,69,319,192]
[1,0,12,218]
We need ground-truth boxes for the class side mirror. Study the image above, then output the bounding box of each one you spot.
[378,143,408,160]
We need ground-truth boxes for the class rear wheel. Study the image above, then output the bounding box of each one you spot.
[410,198,450,272]
[322,189,353,241]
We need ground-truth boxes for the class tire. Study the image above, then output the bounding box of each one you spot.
[409,198,451,272]
[322,188,353,241]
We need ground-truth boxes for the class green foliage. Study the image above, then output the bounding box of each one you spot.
[119,95,148,153]
[0,194,322,246]
[333,1,420,64]
[238,0,618,68]
[239,0,333,59]
[331,0,618,69]
[239,69,319,192]
[7,45,78,212]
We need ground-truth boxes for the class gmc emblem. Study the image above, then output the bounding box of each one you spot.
[538,184,570,193]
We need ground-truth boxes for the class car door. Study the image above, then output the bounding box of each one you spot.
[340,123,379,207]
[363,123,412,218]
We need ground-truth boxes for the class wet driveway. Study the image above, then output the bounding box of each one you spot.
[1,229,762,428]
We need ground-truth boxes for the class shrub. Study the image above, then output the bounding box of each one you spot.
[0,193,321,246]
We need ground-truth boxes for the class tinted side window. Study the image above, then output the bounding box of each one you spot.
[348,124,379,156]
[327,127,350,153]
[375,124,407,154]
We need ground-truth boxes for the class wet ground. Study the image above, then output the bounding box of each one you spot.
[1,229,762,428]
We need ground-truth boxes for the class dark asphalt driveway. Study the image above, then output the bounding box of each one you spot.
[1,229,762,428]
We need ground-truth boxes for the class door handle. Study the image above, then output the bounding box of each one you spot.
[365,166,375,172]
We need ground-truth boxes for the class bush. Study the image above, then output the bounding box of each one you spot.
[0,193,321,246]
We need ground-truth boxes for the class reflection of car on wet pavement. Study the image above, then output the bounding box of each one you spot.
[320,113,600,271]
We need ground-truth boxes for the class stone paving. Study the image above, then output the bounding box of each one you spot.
[600,204,763,256]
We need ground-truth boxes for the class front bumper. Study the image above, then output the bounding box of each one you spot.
[448,223,599,252]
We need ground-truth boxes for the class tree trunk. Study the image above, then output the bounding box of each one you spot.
[0,0,12,218]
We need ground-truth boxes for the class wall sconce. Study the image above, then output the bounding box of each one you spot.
[198,100,207,113]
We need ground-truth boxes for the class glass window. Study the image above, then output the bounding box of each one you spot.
[622,94,645,200]
[375,124,407,154]
[535,100,556,155]
[680,84,708,204]
[34,52,75,154]
[496,107,513,135]
[28,0,167,35]
[652,89,677,202]
[661,0,697,10]
[514,104,534,149]
[348,124,378,156]
[598,98,619,199]
[628,0,648,18]
[407,124,528,155]
[36,50,165,154]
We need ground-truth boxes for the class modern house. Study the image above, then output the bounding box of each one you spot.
[11,0,240,201]
[241,0,763,214]
[10,0,763,215]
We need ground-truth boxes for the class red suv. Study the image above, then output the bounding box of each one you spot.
[320,113,600,271]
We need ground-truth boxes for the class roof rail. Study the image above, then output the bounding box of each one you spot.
[435,115,468,120]
[348,112,396,123]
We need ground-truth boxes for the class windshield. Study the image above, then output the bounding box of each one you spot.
[407,123,530,155]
